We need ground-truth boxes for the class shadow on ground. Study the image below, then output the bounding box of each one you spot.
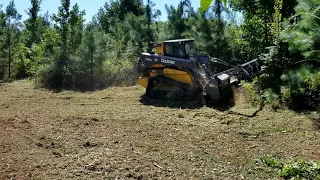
[288,109,320,130]
[50,84,134,94]
[0,80,11,86]
[139,93,235,111]
[313,119,320,130]
[308,112,320,130]
[51,87,102,94]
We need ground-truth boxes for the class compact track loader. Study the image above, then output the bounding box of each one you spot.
[136,39,262,104]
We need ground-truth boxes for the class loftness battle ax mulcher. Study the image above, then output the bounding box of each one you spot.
[136,39,262,105]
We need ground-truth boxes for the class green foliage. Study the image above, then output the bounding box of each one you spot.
[252,0,320,111]
[240,15,266,58]
[26,43,45,75]
[258,46,284,92]
[32,26,139,91]
[262,88,281,111]
[281,0,320,60]
[35,0,86,89]
[103,59,139,87]
[229,0,275,60]
[52,0,85,61]
[261,157,320,180]
[200,0,213,14]
[33,56,63,89]
[156,21,171,41]
[70,29,105,90]
[241,78,263,107]
[186,4,232,65]
[69,4,85,53]
[165,0,191,39]
[261,157,285,169]
[271,0,283,43]
[145,0,161,45]
[229,0,297,61]
[0,5,5,79]
[1,0,22,79]
[118,0,144,20]
[200,0,227,14]
[92,0,144,33]
[13,43,29,79]
[225,24,250,60]
[281,64,320,110]
[122,13,149,56]
[25,0,45,48]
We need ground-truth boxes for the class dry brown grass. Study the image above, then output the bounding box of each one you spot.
[0,80,319,180]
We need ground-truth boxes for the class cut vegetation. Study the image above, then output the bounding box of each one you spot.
[0,80,319,179]
[0,0,320,179]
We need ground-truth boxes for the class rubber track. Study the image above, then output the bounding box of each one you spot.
[151,75,191,90]
[148,75,201,100]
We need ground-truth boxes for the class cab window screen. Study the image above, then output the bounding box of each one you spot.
[165,44,184,58]
[165,45,173,56]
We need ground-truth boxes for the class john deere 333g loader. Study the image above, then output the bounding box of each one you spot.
[136,39,262,104]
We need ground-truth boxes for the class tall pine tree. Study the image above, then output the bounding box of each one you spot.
[165,0,191,39]
[4,0,21,78]
[0,5,6,79]
[145,0,161,46]
[25,0,42,48]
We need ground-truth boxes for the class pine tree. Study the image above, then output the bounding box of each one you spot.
[52,0,71,66]
[145,0,161,46]
[4,0,21,78]
[81,29,96,90]
[25,0,42,48]
[69,4,85,53]
[93,0,145,33]
[165,0,191,39]
[52,0,85,66]
[214,0,223,58]
[281,0,320,60]
[119,0,144,20]
[0,5,5,79]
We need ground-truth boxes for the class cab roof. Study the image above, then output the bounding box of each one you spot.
[162,39,195,43]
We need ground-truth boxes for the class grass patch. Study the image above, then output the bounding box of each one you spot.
[260,156,320,179]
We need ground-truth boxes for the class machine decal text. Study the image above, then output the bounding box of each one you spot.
[161,59,175,65]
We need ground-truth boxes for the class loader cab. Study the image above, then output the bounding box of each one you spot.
[161,39,196,59]
[152,39,210,66]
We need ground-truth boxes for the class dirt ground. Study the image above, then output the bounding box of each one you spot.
[0,80,319,180]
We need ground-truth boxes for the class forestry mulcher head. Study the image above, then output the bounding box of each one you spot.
[136,39,262,104]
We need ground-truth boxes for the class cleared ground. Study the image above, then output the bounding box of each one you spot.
[0,80,319,179]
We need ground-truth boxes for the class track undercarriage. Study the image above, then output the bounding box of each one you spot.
[146,76,194,100]
[144,74,207,106]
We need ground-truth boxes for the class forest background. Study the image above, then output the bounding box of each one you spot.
[0,0,319,110]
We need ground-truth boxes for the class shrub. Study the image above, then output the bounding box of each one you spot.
[102,59,139,87]
[281,64,320,110]
[261,157,320,180]
[33,57,139,91]
[263,88,281,111]
[258,46,285,93]
[241,78,263,106]
[33,62,64,90]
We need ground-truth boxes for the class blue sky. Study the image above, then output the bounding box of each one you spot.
[1,0,202,22]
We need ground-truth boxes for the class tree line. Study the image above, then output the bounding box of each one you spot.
[0,0,319,109]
